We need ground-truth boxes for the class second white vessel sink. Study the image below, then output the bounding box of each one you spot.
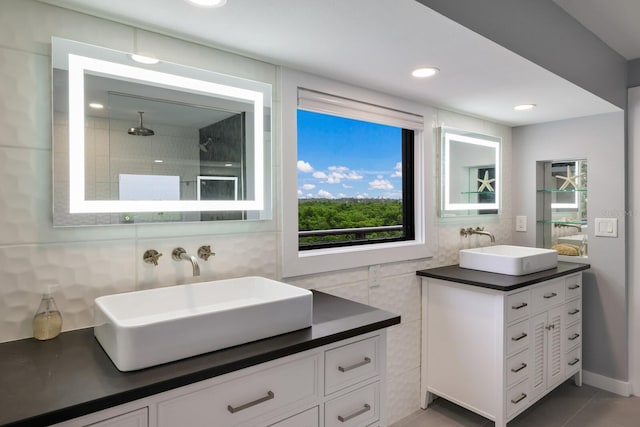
[94,276,313,371]
[459,245,558,276]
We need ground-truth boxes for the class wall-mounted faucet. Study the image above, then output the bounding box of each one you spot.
[172,247,200,276]
[460,227,496,244]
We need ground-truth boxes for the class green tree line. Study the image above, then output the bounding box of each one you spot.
[298,199,403,245]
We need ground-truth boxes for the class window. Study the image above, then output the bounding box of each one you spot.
[297,110,414,250]
[281,71,432,277]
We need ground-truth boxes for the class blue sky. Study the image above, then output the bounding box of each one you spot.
[297,110,402,200]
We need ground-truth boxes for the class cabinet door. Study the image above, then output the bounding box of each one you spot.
[530,312,547,399]
[546,306,564,389]
[530,306,565,399]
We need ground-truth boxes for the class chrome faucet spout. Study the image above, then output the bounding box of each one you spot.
[172,247,201,276]
[460,227,496,244]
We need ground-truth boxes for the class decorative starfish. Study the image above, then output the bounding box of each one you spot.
[477,170,495,192]
[555,165,582,190]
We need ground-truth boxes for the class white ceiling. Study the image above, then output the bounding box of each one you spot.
[554,0,640,60]
[40,0,621,127]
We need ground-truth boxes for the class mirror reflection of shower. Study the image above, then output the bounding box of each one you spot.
[200,136,216,153]
[127,111,155,136]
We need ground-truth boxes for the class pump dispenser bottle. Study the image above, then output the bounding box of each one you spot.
[32,284,63,340]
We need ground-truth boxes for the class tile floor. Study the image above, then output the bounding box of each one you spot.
[392,380,640,427]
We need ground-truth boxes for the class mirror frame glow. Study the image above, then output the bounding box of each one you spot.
[56,38,268,214]
[442,127,501,212]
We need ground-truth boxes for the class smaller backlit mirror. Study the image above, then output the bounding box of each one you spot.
[439,127,501,216]
[51,37,272,226]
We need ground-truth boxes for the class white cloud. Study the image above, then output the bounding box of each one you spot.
[317,189,334,199]
[316,165,363,184]
[391,162,402,178]
[313,171,328,179]
[338,193,347,198]
[369,175,394,190]
[302,184,316,190]
[297,160,314,173]
[342,184,353,189]
[297,189,303,196]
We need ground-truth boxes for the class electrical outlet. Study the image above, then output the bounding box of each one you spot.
[516,215,527,232]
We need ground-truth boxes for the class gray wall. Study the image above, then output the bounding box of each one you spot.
[512,112,627,380]
[416,0,627,109]
[629,59,640,88]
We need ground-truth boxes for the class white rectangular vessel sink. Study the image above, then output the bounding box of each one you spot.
[94,276,313,371]
[459,245,558,276]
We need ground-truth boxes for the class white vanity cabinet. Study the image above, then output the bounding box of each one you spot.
[53,331,387,427]
[420,273,583,427]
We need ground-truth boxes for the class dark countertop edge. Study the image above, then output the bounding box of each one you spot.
[416,262,591,291]
[2,293,400,427]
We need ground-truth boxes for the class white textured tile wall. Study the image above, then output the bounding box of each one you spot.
[0,2,513,425]
[0,0,279,344]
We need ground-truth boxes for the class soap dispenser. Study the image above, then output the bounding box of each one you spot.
[32,284,63,340]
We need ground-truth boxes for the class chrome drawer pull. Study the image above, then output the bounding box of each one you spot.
[338,403,371,422]
[512,332,527,342]
[512,302,528,310]
[511,363,527,373]
[543,292,558,299]
[569,333,580,341]
[568,358,581,366]
[511,393,527,404]
[338,357,371,372]
[568,284,580,290]
[227,390,274,414]
[569,308,580,315]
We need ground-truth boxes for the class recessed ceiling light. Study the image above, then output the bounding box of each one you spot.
[514,104,536,111]
[411,67,440,78]
[225,163,233,167]
[130,54,159,65]
[185,0,227,7]
[88,102,104,109]
[154,159,164,163]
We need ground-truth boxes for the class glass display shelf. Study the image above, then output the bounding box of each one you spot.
[536,189,587,193]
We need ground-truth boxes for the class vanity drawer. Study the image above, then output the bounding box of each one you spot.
[566,299,582,324]
[157,354,319,427]
[507,320,530,355]
[565,275,582,300]
[506,350,529,387]
[566,347,582,376]
[506,290,531,323]
[57,407,149,427]
[506,379,530,417]
[325,382,379,427]
[268,406,319,427]
[531,279,565,312]
[325,336,379,395]
[566,322,582,350]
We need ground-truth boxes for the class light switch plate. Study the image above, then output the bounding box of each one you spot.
[595,218,618,237]
[515,216,527,232]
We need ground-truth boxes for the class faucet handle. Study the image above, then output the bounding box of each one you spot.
[143,249,163,266]
[198,245,215,261]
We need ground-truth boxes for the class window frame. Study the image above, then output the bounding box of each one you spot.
[297,119,415,251]
[281,69,434,278]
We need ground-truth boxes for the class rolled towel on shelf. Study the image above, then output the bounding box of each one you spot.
[551,243,580,256]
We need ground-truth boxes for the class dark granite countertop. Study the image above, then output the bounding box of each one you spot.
[0,290,400,427]
[416,261,590,291]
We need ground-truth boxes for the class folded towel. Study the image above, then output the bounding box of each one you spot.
[552,243,580,256]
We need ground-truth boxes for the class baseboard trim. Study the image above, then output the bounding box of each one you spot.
[582,370,631,396]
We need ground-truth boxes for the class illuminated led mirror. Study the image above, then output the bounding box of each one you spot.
[51,37,271,225]
[440,127,501,215]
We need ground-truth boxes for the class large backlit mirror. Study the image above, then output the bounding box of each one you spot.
[51,37,272,226]
[439,127,501,217]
